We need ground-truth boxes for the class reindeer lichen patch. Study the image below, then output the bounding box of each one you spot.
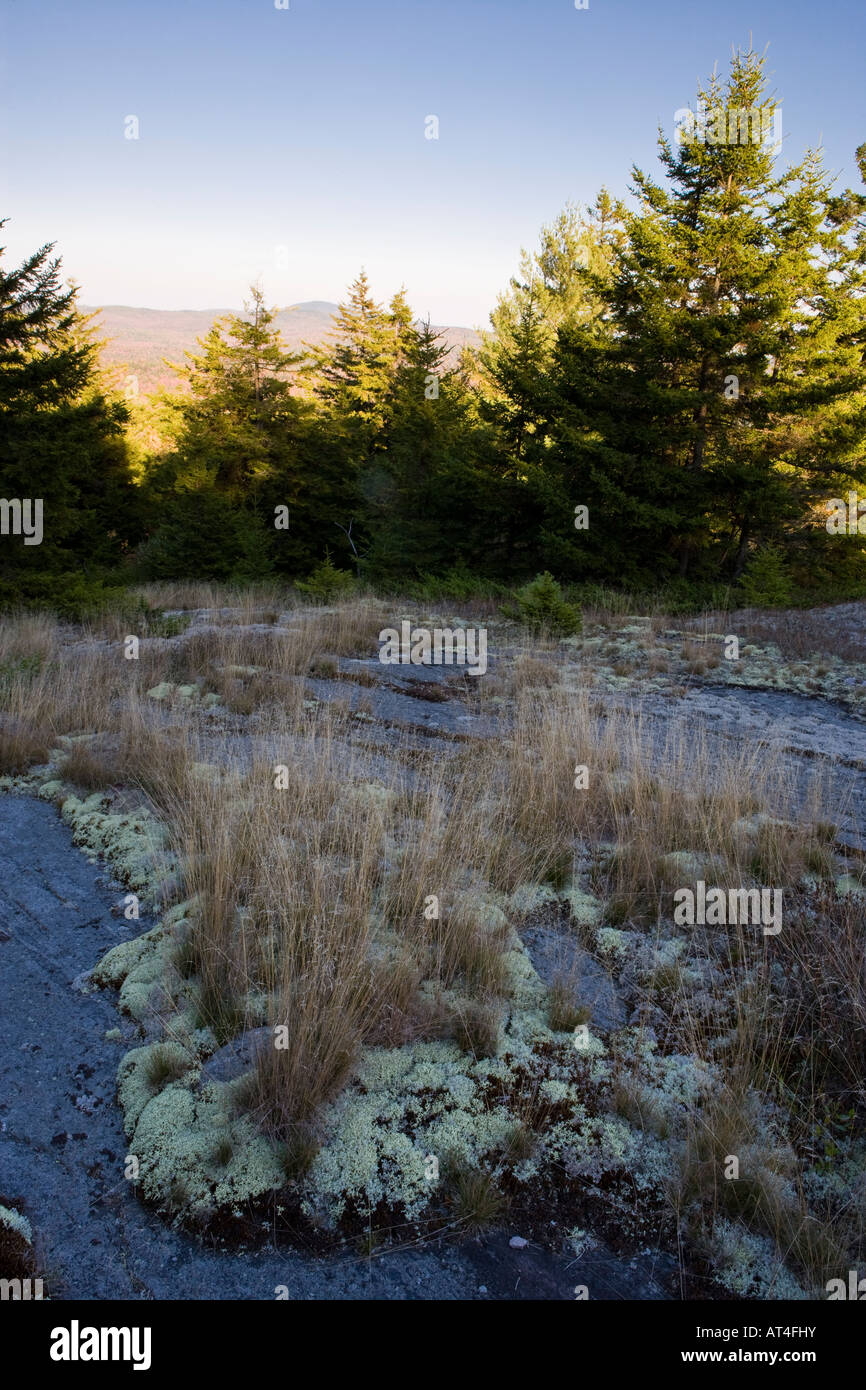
[595,927,632,965]
[60,793,178,906]
[118,1041,200,1132]
[835,873,866,899]
[508,882,559,916]
[565,887,604,927]
[128,1080,285,1216]
[146,682,174,701]
[93,920,173,992]
[0,1202,33,1245]
[36,779,65,801]
[709,1219,808,1300]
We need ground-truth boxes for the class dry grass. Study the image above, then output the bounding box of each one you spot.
[132,580,293,619]
[547,975,591,1033]
[650,866,866,1294]
[2,593,863,1288]
[449,1162,506,1232]
[682,604,866,665]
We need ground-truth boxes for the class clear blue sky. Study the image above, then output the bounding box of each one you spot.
[1,0,864,327]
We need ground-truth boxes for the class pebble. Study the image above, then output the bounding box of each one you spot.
[509,1236,528,1249]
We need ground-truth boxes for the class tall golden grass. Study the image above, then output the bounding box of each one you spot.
[0,592,862,1286]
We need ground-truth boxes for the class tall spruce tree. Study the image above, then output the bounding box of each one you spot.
[363,319,494,577]
[304,270,397,429]
[0,224,135,584]
[475,194,620,461]
[472,198,622,575]
[550,50,866,584]
[166,284,301,497]
[135,286,304,580]
[303,274,436,569]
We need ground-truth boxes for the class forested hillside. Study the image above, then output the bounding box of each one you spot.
[81,302,479,395]
[3,50,865,613]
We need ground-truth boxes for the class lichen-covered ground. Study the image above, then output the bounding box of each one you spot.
[1,594,864,1299]
[2,794,674,1299]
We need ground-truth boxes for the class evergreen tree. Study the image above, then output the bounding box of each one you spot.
[167,284,301,497]
[302,274,452,571]
[471,198,621,576]
[364,319,494,576]
[0,223,136,583]
[136,286,305,580]
[474,195,619,459]
[549,50,866,584]
[304,270,397,429]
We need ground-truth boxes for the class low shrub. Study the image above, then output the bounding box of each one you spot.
[504,571,582,636]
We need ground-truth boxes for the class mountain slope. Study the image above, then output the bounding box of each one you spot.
[82,302,481,394]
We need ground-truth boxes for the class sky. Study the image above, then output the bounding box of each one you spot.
[1,0,864,328]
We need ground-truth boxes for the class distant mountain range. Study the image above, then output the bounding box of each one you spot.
[82,302,481,394]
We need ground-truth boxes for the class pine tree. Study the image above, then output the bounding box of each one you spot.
[474,196,619,463]
[549,49,866,584]
[304,270,396,429]
[168,284,301,496]
[364,318,491,576]
[0,223,136,583]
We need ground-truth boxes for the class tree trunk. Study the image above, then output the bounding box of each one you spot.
[732,521,750,578]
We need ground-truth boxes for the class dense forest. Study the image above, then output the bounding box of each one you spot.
[3,51,866,613]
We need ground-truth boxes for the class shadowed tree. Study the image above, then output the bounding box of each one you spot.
[549,49,866,584]
[0,222,136,583]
